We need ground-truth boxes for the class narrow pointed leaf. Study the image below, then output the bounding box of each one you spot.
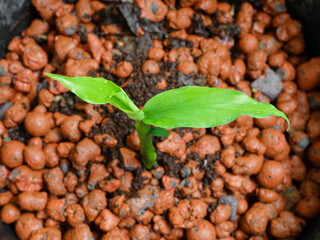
[46,73,143,119]
[143,86,290,129]
[149,127,170,137]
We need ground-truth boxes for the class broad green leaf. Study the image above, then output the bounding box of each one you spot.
[46,73,143,120]
[143,86,290,129]
[149,127,170,137]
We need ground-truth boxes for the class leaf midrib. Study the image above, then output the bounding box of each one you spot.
[144,103,277,118]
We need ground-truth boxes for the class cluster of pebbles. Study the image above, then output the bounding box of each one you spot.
[0,0,319,239]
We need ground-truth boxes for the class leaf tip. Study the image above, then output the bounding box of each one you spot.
[279,112,290,131]
[44,72,52,78]
[45,72,62,81]
[285,118,291,131]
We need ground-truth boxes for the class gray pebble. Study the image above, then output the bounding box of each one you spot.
[219,196,238,221]
[0,101,12,120]
[250,69,282,101]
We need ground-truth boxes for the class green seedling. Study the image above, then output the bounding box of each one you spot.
[46,73,290,169]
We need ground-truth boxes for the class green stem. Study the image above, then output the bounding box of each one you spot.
[135,120,157,169]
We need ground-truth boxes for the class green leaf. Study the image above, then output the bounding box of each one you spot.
[143,86,290,130]
[149,127,170,137]
[46,73,143,120]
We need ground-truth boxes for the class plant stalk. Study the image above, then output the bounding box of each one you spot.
[135,120,157,169]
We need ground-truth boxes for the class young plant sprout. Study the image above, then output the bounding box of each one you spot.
[46,73,290,169]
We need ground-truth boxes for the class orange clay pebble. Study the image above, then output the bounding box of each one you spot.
[64,171,78,192]
[135,0,168,22]
[0,165,9,189]
[236,2,254,35]
[259,128,290,160]
[81,189,107,221]
[252,12,271,34]
[157,131,186,159]
[70,138,101,168]
[39,89,54,108]
[15,212,43,240]
[195,0,217,14]
[0,140,25,168]
[209,204,232,224]
[8,165,43,192]
[19,37,48,70]
[4,102,28,128]
[46,198,67,222]
[268,51,288,68]
[101,227,129,240]
[276,92,298,116]
[256,188,278,203]
[269,211,305,238]
[168,199,207,228]
[64,58,99,77]
[306,111,320,139]
[29,138,45,150]
[75,0,93,22]
[0,191,13,207]
[242,134,266,155]
[300,180,319,197]
[215,2,232,24]
[186,220,216,240]
[30,227,61,240]
[237,198,248,215]
[14,69,34,93]
[170,29,186,39]
[24,111,51,137]
[228,59,246,86]
[22,19,50,37]
[308,141,320,167]
[43,143,59,168]
[257,160,285,188]
[17,191,48,211]
[284,33,305,55]
[295,196,320,219]
[148,47,165,61]
[56,13,78,36]
[60,115,82,142]
[166,8,194,29]
[232,153,263,176]
[0,86,16,104]
[241,202,269,235]
[177,60,198,75]
[114,61,133,78]
[44,167,67,196]
[0,203,21,224]
[297,57,320,91]
[277,61,296,81]
[238,34,258,54]
[142,60,160,74]
[189,135,221,159]
[246,50,267,79]
[257,34,282,55]
[157,77,167,90]
[87,33,105,63]
[220,146,235,169]
[63,224,94,239]
[64,204,85,227]
[95,209,120,232]
[129,224,150,239]
[23,146,46,170]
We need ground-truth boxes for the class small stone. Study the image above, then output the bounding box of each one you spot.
[251,69,282,101]
[120,147,141,171]
[219,196,238,221]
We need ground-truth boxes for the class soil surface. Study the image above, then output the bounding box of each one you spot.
[0,0,319,240]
